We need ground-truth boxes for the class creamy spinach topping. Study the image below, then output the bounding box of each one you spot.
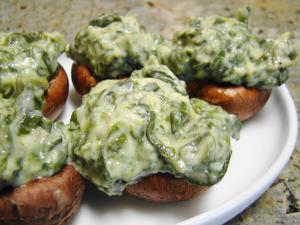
[68,63,241,195]
[168,8,297,88]
[0,32,65,98]
[0,32,67,187]
[67,14,170,79]
[68,11,296,88]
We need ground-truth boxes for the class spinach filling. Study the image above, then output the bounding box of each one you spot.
[68,63,241,195]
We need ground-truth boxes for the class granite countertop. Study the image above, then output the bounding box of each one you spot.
[1,0,299,224]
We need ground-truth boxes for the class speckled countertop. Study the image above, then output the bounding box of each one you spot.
[1,0,299,224]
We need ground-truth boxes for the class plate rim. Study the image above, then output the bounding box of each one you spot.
[177,84,298,225]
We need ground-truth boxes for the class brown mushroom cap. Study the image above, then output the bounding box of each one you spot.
[0,165,85,225]
[187,81,272,121]
[126,173,207,203]
[71,64,129,95]
[43,66,69,120]
[71,64,98,95]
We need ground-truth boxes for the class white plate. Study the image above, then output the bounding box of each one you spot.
[58,54,298,225]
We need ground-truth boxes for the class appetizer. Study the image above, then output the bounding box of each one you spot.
[167,7,297,120]
[68,62,241,202]
[67,13,169,95]
[0,32,84,225]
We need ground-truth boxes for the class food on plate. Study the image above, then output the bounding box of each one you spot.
[167,7,296,120]
[67,13,170,95]
[68,10,296,120]
[0,32,84,225]
[68,62,241,202]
